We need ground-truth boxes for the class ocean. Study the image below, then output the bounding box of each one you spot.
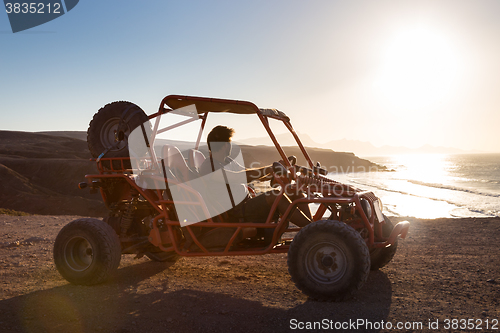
[331,153,500,219]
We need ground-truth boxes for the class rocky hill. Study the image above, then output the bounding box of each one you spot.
[0,131,106,216]
[0,131,386,216]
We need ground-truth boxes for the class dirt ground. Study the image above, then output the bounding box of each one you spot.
[0,214,499,333]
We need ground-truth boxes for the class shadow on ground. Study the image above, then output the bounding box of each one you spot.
[0,263,392,333]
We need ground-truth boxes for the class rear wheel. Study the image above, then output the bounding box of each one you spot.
[54,218,121,285]
[287,220,370,301]
[370,215,398,270]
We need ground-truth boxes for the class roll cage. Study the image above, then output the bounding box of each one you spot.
[149,94,311,170]
[88,95,409,257]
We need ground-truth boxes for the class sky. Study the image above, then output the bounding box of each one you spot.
[1,0,500,152]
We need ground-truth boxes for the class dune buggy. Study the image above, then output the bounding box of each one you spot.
[53,95,409,301]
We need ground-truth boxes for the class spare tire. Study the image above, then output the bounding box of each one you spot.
[87,101,150,168]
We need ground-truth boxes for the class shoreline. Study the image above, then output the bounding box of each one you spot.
[331,173,500,219]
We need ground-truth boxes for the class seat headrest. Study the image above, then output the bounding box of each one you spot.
[162,145,196,182]
[188,149,206,171]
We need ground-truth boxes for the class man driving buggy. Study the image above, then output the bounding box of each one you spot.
[199,125,312,229]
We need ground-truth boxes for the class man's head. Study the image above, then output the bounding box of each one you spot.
[207,125,234,154]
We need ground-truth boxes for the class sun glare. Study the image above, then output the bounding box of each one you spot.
[374,26,462,110]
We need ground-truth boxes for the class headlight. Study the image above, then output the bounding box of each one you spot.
[373,199,385,223]
[360,198,372,219]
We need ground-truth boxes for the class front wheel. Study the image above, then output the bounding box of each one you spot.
[54,218,121,285]
[287,220,370,301]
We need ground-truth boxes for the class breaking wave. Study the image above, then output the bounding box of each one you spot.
[406,180,500,198]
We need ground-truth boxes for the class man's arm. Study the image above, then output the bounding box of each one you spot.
[204,157,292,184]
[224,157,272,183]
[245,165,273,183]
[215,165,272,184]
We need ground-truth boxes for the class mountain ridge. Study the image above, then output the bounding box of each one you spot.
[238,132,484,156]
[1,130,386,215]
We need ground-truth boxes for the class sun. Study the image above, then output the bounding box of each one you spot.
[374,26,462,110]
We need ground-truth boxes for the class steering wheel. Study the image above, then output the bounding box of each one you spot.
[270,156,296,187]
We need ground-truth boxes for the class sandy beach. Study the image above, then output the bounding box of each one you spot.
[1,214,499,332]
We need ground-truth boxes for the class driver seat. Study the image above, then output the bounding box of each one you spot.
[161,145,198,182]
[188,149,206,172]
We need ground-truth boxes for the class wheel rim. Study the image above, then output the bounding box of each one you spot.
[305,242,348,284]
[63,236,94,272]
[100,117,129,152]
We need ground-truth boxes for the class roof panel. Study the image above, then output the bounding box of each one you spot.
[164,95,257,115]
[161,95,289,121]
